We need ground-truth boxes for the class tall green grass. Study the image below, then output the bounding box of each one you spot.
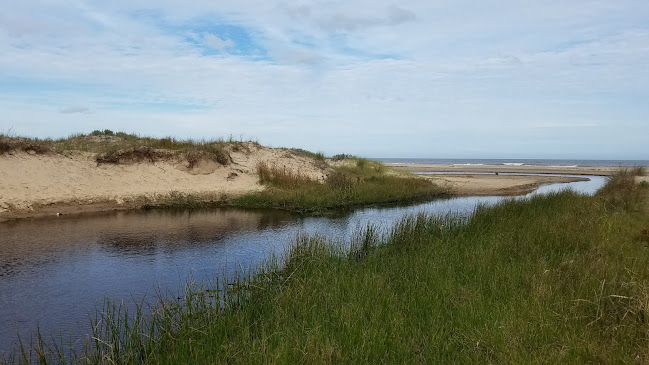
[233,158,443,214]
[5,170,649,364]
[256,162,318,189]
[596,166,647,211]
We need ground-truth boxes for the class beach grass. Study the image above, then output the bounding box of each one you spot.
[231,157,444,214]
[0,130,256,165]
[120,162,444,214]
[5,169,649,364]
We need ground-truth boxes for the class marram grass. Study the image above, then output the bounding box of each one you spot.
[4,170,649,364]
[232,158,444,214]
[0,130,256,166]
[125,158,445,214]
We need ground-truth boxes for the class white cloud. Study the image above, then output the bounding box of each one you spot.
[60,107,91,114]
[203,33,234,51]
[0,0,647,158]
[387,5,416,25]
[311,5,415,32]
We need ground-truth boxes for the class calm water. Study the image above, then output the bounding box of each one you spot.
[0,175,607,355]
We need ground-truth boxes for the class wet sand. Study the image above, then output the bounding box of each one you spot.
[389,163,620,176]
[387,164,617,196]
[418,174,589,196]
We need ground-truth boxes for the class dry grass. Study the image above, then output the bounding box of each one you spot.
[0,136,52,155]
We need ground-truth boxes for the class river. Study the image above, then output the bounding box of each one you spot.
[0,175,606,355]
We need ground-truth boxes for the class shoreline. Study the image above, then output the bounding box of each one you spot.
[388,163,621,176]
[388,163,617,197]
[417,174,589,196]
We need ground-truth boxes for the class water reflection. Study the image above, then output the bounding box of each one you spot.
[0,175,606,355]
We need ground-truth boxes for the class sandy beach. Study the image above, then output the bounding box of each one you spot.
[389,163,621,176]
[416,174,589,196]
[387,163,621,196]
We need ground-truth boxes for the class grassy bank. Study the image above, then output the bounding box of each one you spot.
[6,169,649,364]
[230,157,445,214]
[116,155,443,214]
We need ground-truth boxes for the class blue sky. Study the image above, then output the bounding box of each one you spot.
[0,1,647,159]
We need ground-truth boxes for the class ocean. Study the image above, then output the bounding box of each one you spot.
[375,158,649,168]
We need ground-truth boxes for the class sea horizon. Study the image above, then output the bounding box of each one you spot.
[374,158,649,168]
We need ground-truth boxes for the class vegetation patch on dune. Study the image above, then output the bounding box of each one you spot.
[0,130,253,166]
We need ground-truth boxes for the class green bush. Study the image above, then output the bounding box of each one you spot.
[331,153,353,161]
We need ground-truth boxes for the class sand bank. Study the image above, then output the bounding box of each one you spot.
[388,163,605,196]
[389,163,621,176]
[418,174,589,196]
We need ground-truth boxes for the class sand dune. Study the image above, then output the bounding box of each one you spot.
[0,143,328,220]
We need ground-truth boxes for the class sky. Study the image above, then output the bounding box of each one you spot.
[1,1,648,159]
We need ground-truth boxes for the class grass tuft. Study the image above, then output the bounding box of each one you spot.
[0,135,53,155]
[596,167,647,211]
[330,153,353,161]
[257,162,318,189]
[96,146,165,164]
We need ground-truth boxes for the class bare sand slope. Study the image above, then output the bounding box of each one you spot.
[0,143,328,220]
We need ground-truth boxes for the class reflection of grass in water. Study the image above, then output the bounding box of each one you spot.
[7,170,649,363]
